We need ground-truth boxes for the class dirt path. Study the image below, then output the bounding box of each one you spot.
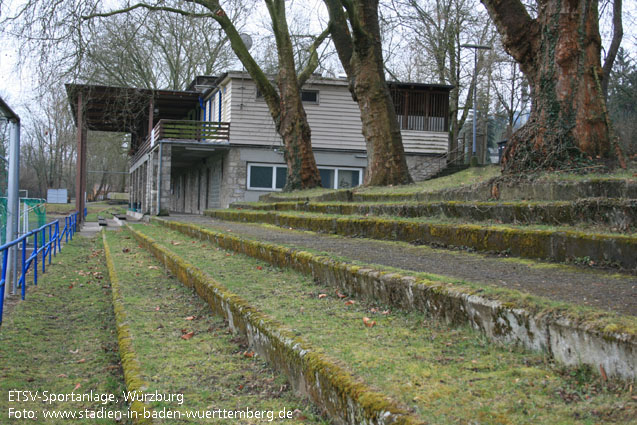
[168,214,637,316]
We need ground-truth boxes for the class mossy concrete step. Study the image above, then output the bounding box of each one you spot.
[206,209,637,271]
[262,178,637,203]
[125,224,424,425]
[132,222,637,421]
[103,231,325,424]
[231,198,637,230]
[151,218,637,382]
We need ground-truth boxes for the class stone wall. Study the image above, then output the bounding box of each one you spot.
[405,154,445,182]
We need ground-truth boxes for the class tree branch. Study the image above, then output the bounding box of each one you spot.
[82,3,215,20]
[298,25,331,87]
[479,0,539,77]
[601,0,622,99]
[323,0,354,75]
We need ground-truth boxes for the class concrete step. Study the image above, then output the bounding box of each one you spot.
[262,177,637,203]
[128,221,637,419]
[231,198,637,231]
[102,230,325,424]
[206,209,637,271]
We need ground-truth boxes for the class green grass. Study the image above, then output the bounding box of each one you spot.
[104,230,327,424]
[217,208,636,238]
[265,162,637,201]
[0,236,130,424]
[46,201,126,222]
[159,218,637,343]
[133,223,636,425]
[357,165,501,194]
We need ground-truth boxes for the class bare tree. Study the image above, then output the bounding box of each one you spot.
[2,0,328,190]
[323,0,412,186]
[388,0,493,163]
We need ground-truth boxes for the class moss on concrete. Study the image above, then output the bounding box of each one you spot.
[150,218,637,381]
[125,223,423,425]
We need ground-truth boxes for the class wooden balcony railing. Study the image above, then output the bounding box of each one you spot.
[157,119,230,142]
[130,120,230,165]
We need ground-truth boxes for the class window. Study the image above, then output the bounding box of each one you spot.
[247,163,287,190]
[319,167,363,189]
[247,163,363,191]
[301,90,319,104]
[256,88,319,104]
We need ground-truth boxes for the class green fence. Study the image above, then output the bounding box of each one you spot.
[0,198,47,244]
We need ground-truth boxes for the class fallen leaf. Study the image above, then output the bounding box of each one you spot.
[77,358,86,364]
[600,364,608,382]
[238,384,244,390]
[256,266,263,270]
[318,294,327,299]
[155,306,160,311]
[381,310,391,315]
[344,300,355,306]
[73,383,81,391]
[57,374,68,378]
[181,331,195,340]
[148,265,159,270]
[336,291,347,299]
[363,317,376,328]
[243,351,255,358]
[185,316,195,321]
[122,248,130,253]
[171,241,181,246]
[69,349,79,354]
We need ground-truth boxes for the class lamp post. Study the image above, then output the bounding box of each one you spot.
[461,43,491,165]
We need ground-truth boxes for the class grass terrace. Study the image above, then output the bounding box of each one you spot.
[130,222,636,425]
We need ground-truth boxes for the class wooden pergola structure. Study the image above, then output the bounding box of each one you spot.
[65,84,200,223]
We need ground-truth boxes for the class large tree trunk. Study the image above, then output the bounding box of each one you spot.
[324,0,412,186]
[482,0,611,173]
[268,0,321,190]
[277,64,321,190]
[351,51,412,185]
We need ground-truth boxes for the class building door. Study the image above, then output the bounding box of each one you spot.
[209,161,221,209]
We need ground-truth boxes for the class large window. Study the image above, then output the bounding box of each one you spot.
[247,163,363,191]
[247,163,287,190]
[319,167,363,189]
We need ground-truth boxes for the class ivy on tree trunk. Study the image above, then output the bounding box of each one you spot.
[481,0,614,173]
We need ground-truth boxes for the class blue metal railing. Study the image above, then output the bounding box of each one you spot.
[0,211,79,324]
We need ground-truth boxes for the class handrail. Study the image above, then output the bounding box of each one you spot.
[0,211,79,325]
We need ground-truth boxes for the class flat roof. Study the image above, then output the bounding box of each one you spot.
[65,84,200,132]
[213,71,454,91]
[0,96,20,122]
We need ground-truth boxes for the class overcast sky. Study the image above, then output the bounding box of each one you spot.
[1,0,636,119]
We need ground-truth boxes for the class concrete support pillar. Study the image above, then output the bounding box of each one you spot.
[158,143,171,215]
[75,93,87,224]
[146,157,153,213]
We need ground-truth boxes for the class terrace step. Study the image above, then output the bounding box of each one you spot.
[262,177,637,203]
[127,221,636,422]
[205,209,637,271]
[231,198,637,231]
[102,230,325,424]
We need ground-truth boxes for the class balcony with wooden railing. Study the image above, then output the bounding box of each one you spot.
[130,120,230,165]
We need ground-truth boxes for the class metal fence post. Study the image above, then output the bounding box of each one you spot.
[33,232,38,286]
[20,238,26,300]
